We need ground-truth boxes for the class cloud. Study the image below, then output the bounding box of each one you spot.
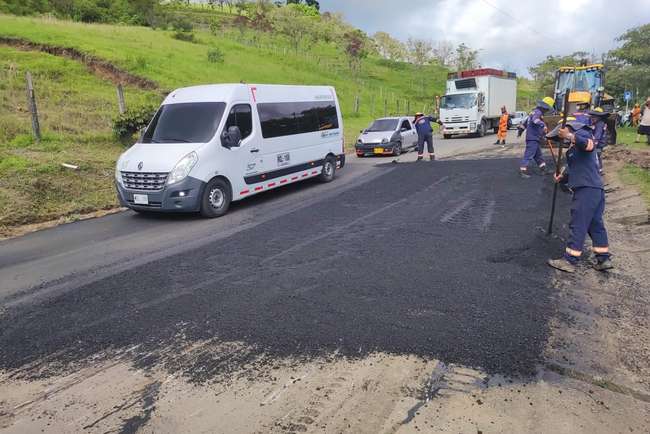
[320,0,650,75]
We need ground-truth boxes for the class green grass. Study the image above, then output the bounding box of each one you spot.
[616,126,650,149]
[0,12,535,231]
[620,164,650,206]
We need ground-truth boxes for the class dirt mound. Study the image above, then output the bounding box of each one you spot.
[605,144,650,169]
[0,36,158,90]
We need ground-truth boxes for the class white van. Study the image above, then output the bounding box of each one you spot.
[115,84,345,217]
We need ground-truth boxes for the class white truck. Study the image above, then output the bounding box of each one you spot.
[439,69,517,139]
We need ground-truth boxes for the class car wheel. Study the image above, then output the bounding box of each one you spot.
[393,142,402,156]
[200,177,231,218]
[319,156,336,183]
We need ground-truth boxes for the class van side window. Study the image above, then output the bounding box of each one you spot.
[225,104,253,139]
[400,120,411,131]
[258,101,339,139]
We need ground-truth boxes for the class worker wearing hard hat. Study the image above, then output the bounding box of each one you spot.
[588,107,610,173]
[495,106,509,145]
[572,101,591,124]
[414,112,438,161]
[548,120,613,273]
[520,98,553,178]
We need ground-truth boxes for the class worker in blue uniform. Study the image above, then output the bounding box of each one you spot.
[414,112,439,161]
[520,98,553,178]
[572,101,591,124]
[547,120,613,273]
[589,107,609,174]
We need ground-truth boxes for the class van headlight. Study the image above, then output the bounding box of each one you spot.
[168,152,198,186]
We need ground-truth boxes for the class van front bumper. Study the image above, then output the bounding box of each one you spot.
[116,176,205,213]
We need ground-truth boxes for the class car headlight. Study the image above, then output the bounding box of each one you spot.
[357,139,363,144]
[381,137,389,144]
[470,123,477,130]
[168,152,198,186]
[115,156,127,185]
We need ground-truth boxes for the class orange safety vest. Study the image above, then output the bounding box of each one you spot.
[498,113,509,138]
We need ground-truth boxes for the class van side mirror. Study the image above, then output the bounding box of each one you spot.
[221,126,242,149]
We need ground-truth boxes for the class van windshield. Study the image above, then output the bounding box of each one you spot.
[367,119,398,132]
[142,102,227,144]
[441,94,477,109]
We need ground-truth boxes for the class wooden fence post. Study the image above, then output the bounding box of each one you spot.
[25,71,41,142]
[354,95,360,115]
[384,99,388,117]
[116,84,126,114]
[396,100,400,115]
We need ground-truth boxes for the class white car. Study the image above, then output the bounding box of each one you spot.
[355,117,418,157]
[115,84,345,218]
[509,111,528,129]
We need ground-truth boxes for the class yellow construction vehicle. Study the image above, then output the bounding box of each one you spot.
[548,63,617,143]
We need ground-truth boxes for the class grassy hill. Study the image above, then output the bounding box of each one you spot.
[0,13,450,232]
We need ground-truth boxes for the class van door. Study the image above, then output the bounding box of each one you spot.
[223,103,262,184]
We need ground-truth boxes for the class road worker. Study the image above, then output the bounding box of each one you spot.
[519,98,553,178]
[631,103,641,127]
[588,107,610,173]
[547,120,613,273]
[414,112,438,161]
[572,101,591,124]
[495,106,509,145]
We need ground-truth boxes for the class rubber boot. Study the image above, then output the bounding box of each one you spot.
[429,154,436,161]
[416,155,423,162]
[519,169,531,179]
[593,258,614,271]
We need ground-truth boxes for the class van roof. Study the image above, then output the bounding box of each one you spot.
[163,84,337,105]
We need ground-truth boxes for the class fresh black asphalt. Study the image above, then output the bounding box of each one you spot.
[0,158,569,380]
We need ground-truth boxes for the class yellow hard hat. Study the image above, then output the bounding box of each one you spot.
[566,116,576,121]
[543,97,555,107]
[594,107,604,113]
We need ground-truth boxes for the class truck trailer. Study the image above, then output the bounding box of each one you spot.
[440,69,517,139]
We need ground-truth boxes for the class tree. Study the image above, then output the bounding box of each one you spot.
[373,31,406,62]
[453,43,480,71]
[406,37,433,66]
[269,3,316,52]
[607,24,650,103]
[432,40,454,67]
[528,52,590,97]
[343,29,368,75]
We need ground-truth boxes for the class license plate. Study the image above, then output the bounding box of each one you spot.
[133,194,149,205]
[374,147,384,154]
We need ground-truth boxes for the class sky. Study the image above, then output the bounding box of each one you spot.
[319,0,650,75]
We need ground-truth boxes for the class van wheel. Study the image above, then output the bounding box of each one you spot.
[319,156,336,183]
[200,178,231,218]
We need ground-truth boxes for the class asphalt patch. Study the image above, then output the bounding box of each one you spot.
[0,158,568,380]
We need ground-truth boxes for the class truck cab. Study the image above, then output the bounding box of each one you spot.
[440,69,517,139]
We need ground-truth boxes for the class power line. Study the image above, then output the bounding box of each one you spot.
[477,0,559,42]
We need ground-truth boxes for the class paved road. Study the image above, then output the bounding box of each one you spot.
[0,132,506,303]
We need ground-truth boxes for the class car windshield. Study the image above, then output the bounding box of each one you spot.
[367,119,398,132]
[142,102,227,144]
[441,94,477,109]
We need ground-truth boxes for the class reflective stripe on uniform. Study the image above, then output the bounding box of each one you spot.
[566,247,582,257]
[593,246,609,254]
[585,139,595,151]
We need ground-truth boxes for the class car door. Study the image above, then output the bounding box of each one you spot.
[223,103,262,182]
[399,118,417,148]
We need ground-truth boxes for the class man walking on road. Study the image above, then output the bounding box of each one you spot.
[414,112,438,161]
[548,120,613,273]
[519,98,553,178]
[495,106,509,145]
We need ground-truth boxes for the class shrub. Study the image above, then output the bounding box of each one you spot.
[173,31,196,43]
[112,105,157,143]
[207,48,225,64]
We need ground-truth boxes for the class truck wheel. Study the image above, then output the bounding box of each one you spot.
[478,120,487,137]
[319,156,336,183]
[443,134,451,140]
[200,177,231,218]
